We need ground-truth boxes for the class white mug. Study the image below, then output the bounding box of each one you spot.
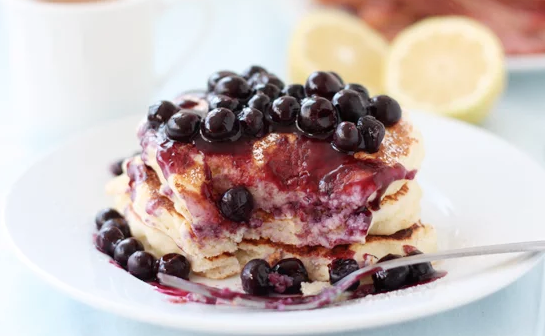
[2,0,210,143]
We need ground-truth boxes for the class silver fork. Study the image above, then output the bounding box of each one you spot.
[157,241,545,310]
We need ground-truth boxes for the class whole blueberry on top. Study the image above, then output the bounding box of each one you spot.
[238,107,267,137]
[406,249,436,282]
[147,101,179,129]
[270,258,309,294]
[270,96,300,125]
[102,218,131,238]
[248,72,285,90]
[127,251,157,281]
[297,96,338,136]
[158,253,191,280]
[95,226,124,257]
[241,65,267,79]
[282,84,305,101]
[304,71,343,100]
[207,70,237,91]
[328,258,360,291]
[247,92,271,113]
[95,208,123,230]
[329,71,344,85]
[357,115,385,153]
[219,186,254,222]
[201,108,241,142]
[214,75,252,101]
[241,259,271,296]
[114,237,144,268]
[254,83,281,101]
[332,89,368,122]
[372,254,410,292]
[344,83,370,101]
[366,95,402,126]
[207,94,239,111]
[332,121,362,153]
[165,111,201,143]
[110,159,124,177]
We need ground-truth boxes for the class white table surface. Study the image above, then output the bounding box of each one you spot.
[1,1,545,335]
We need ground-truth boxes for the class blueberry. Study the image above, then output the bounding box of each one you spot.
[406,250,435,282]
[328,258,360,291]
[147,101,179,129]
[332,89,368,122]
[95,226,124,257]
[110,159,124,176]
[254,83,281,100]
[201,108,241,142]
[357,115,385,153]
[207,70,237,91]
[366,95,402,126]
[238,107,267,137]
[95,208,123,230]
[332,121,362,152]
[372,254,410,292]
[114,238,144,267]
[127,251,157,281]
[165,111,201,143]
[247,93,271,113]
[270,258,309,294]
[270,96,300,125]
[102,218,131,238]
[297,96,338,136]
[214,75,252,101]
[344,83,370,101]
[282,84,305,101]
[158,253,191,280]
[329,71,344,85]
[248,72,285,90]
[241,259,271,296]
[207,94,239,111]
[304,71,343,100]
[219,186,254,222]
[241,65,267,79]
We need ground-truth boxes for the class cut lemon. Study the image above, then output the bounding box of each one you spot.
[384,16,506,124]
[288,9,388,95]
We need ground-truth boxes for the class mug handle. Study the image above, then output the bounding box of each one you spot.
[154,0,213,89]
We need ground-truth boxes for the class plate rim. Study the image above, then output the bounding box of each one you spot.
[3,111,545,335]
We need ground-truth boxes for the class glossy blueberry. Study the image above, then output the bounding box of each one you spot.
[214,75,252,101]
[332,89,368,122]
[248,72,285,90]
[95,208,123,230]
[329,71,344,85]
[282,84,305,101]
[241,65,267,79]
[127,251,157,281]
[238,107,267,137]
[406,250,435,282]
[328,258,360,291]
[270,96,300,125]
[270,258,309,294]
[332,121,362,152]
[297,96,338,136]
[201,108,241,142]
[207,94,239,111]
[207,70,237,91]
[241,259,271,296]
[147,101,179,129]
[254,83,281,100]
[304,71,343,100]
[113,238,144,267]
[219,186,254,222]
[357,115,385,153]
[158,253,191,280]
[344,83,370,101]
[101,218,131,238]
[95,226,124,257]
[372,254,410,292]
[109,159,124,176]
[165,111,201,143]
[247,92,271,113]
[366,95,402,126]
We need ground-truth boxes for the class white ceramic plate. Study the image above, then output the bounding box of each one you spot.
[507,55,545,72]
[4,112,545,335]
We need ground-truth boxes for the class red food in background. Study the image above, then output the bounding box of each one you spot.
[317,0,545,55]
